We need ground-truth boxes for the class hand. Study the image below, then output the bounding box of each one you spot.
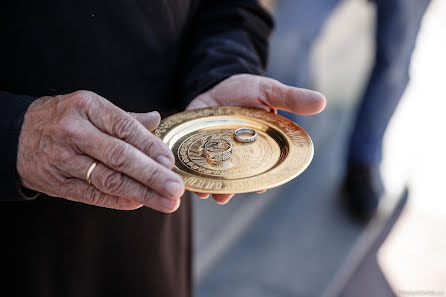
[17,90,184,212]
[186,74,326,204]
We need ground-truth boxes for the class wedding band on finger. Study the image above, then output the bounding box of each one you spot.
[86,161,98,185]
[234,128,257,143]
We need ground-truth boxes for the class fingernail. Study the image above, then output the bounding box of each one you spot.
[148,111,161,120]
[157,155,174,168]
[160,197,179,211]
[164,181,184,198]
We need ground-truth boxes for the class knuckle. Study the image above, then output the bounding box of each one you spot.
[55,118,78,139]
[105,143,132,169]
[84,186,102,205]
[112,116,138,140]
[140,187,158,205]
[146,165,162,185]
[259,78,273,99]
[140,136,156,154]
[52,148,72,164]
[45,123,79,149]
[44,111,78,141]
[74,90,98,110]
[261,77,279,96]
[141,134,172,160]
[102,171,126,194]
[74,90,92,97]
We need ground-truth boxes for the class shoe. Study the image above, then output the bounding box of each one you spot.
[342,164,384,223]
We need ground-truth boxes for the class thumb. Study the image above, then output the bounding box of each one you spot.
[261,77,326,115]
[130,111,161,131]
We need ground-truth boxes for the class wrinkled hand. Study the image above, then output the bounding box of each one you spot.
[17,90,184,212]
[187,74,326,204]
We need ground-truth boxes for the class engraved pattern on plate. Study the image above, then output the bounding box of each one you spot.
[178,129,277,179]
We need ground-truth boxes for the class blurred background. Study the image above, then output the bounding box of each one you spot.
[192,0,446,296]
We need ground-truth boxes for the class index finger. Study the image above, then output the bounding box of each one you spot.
[77,91,175,168]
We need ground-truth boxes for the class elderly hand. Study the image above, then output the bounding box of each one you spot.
[186,74,326,204]
[17,90,184,212]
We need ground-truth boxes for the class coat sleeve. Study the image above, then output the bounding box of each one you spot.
[179,0,274,106]
[0,91,40,201]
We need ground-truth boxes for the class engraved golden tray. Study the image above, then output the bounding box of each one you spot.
[154,106,313,194]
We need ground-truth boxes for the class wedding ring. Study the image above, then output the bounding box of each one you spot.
[86,161,98,185]
[234,128,257,143]
[202,139,232,163]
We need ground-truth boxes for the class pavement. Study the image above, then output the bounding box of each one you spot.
[192,0,446,296]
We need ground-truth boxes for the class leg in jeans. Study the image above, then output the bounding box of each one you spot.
[348,0,431,167]
[345,0,431,221]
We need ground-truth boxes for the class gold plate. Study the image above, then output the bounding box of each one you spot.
[154,106,313,194]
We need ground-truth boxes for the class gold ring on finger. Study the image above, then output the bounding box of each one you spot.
[86,161,98,186]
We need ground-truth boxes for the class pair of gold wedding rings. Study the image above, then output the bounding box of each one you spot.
[202,139,233,163]
[202,128,257,164]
